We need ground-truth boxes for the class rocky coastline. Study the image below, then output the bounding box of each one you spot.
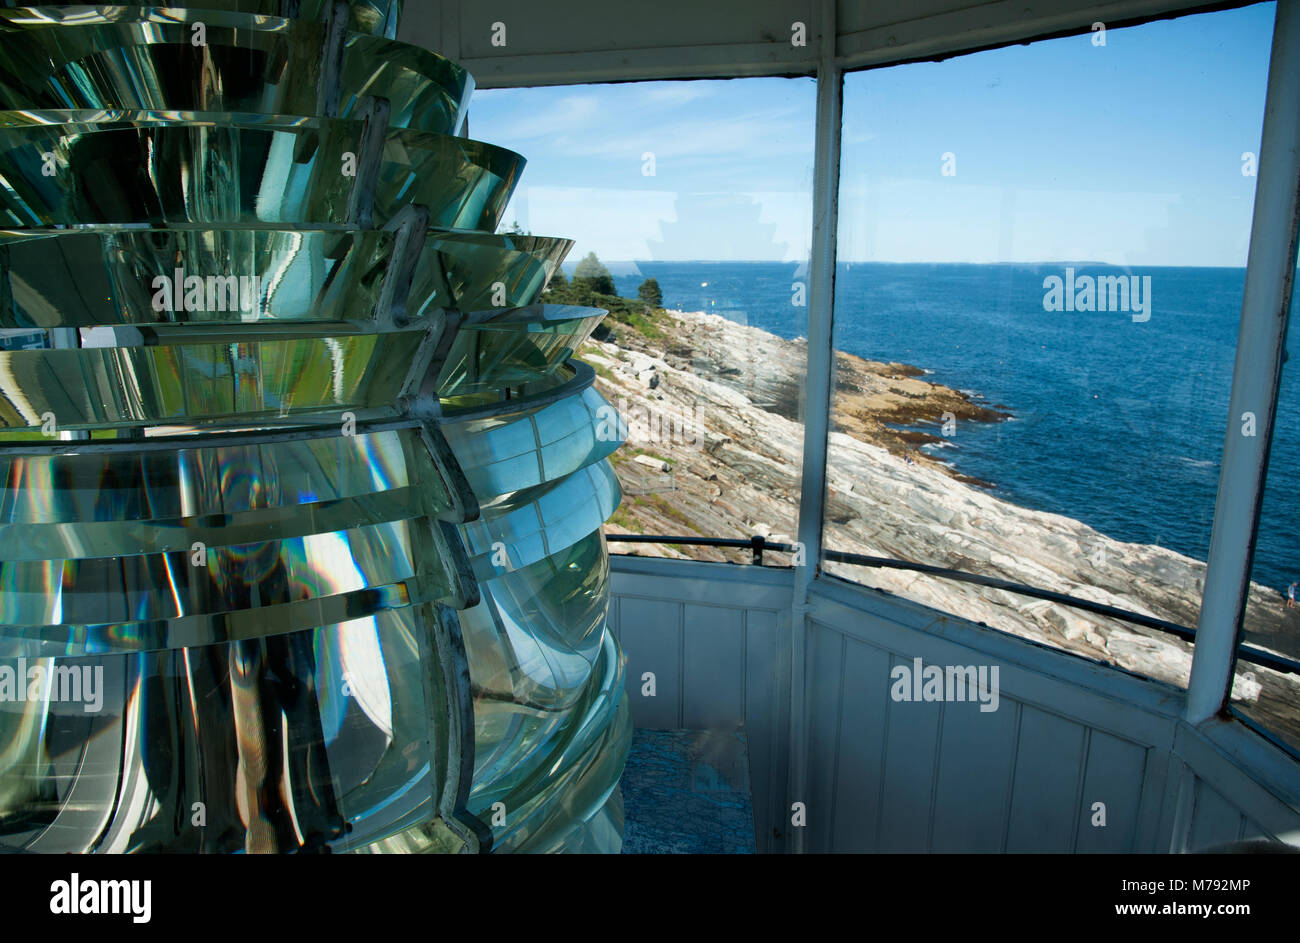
[585,306,1300,745]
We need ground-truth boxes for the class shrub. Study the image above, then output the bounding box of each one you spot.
[573,251,616,296]
[637,277,663,306]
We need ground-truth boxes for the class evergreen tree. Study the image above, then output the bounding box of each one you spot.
[637,277,663,306]
[572,251,616,296]
[545,268,569,293]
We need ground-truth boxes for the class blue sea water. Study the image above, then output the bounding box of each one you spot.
[594,260,1300,595]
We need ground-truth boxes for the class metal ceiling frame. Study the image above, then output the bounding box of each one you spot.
[401,0,1258,89]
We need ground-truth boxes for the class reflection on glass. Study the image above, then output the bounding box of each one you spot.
[0,13,456,129]
[0,113,522,231]
[1240,246,1300,752]
[0,1,405,39]
[469,77,816,565]
[437,306,607,397]
[0,228,571,327]
[0,0,630,853]
[823,11,1282,708]
[0,605,454,853]
[0,328,426,430]
[442,385,623,495]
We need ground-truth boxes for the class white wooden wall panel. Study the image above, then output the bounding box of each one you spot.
[930,692,1020,852]
[828,637,893,850]
[1076,731,1151,853]
[609,556,794,852]
[801,578,1300,852]
[606,558,1300,854]
[1171,723,1300,849]
[1188,780,1250,849]
[801,595,1179,852]
[875,651,945,852]
[1004,707,1089,853]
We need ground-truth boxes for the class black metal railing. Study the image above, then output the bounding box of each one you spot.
[604,533,1300,677]
[610,533,787,565]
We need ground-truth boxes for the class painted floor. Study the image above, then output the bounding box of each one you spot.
[620,729,756,854]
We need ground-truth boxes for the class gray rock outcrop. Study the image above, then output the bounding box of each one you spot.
[586,308,1300,745]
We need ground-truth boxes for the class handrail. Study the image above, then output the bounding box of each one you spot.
[604,533,1300,677]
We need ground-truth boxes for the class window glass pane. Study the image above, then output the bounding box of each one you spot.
[473,78,814,564]
[1239,242,1300,753]
[825,6,1275,702]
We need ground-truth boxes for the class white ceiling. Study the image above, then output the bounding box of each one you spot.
[398,0,1261,87]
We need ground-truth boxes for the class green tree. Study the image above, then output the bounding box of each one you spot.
[572,251,616,296]
[544,268,569,293]
[637,277,662,306]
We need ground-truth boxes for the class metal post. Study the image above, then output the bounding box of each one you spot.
[1187,0,1300,724]
[788,0,842,854]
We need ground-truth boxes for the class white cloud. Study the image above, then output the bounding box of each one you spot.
[501,185,810,262]
[470,93,601,141]
[639,84,714,107]
[837,179,1202,264]
[507,185,679,260]
[560,107,808,162]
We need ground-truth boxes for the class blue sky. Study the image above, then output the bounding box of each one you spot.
[470,3,1276,266]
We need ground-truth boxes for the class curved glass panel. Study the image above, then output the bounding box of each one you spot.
[0,426,452,524]
[464,530,608,703]
[0,113,521,230]
[443,385,623,496]
[461,606,629,852]
[438,359,587,413]
[0,15,461,130]
[0,603,452,853]
[486,531,610,705]
[472,627,630,853]
[408,232,573,316]
[0,426,469,655]
[460,459,621,576]
[462,535,608,799]
[436,305,606,397]
[0,1,403,38]
[0,0,630,854]
[0,323,428,430]
[0,228,569,327]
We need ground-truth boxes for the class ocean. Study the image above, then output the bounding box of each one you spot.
[591,260,1300,596]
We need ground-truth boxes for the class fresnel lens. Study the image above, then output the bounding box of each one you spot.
[0,0,631,854]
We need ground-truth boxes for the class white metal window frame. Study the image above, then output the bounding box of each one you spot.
[796,0,1300,731]
[408,0,1300,842]
[793,0,1300,844]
